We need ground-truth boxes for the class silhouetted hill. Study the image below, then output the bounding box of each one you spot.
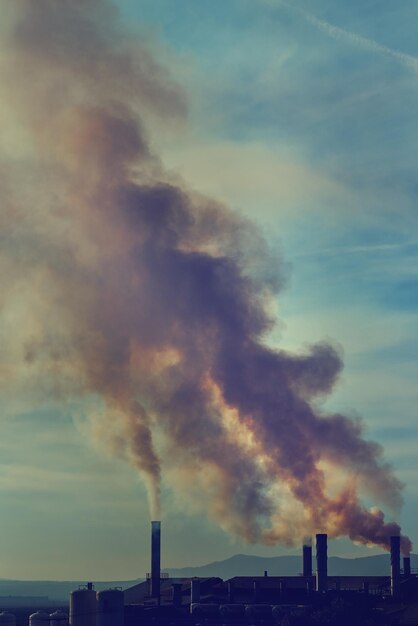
[166,553,418,579]
[0,579,138,603]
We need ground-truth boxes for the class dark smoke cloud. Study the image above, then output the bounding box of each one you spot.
[0,0,411,553]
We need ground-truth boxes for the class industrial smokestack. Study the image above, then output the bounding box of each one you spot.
[151,521,161,602]
[303,540,313,578]
[403,557,411,577]
[390,535,401,598]
[316,534,328,593]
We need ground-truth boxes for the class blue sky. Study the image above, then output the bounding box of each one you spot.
[0,0,417,579]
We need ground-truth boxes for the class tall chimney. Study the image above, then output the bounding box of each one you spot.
[403,557,411,577]
[316,534,328,593]
[303,541,313,578]
[390,535,401,598]
[151,521,161,602]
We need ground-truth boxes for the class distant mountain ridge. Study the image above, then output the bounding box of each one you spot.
[166,552,418,579]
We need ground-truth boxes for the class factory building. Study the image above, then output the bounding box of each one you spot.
[119,524,418,625]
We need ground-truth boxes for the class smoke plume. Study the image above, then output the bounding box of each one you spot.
[0,0,411,554]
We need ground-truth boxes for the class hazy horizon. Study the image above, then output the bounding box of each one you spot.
[0,547,414,583]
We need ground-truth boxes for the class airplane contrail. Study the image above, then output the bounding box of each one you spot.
[270,0,418,72]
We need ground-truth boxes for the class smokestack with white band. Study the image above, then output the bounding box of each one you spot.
[390,535,401,598]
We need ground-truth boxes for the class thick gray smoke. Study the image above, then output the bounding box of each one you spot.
[0,0,411,554]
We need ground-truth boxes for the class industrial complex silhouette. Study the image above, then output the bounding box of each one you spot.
[3,521,417,626]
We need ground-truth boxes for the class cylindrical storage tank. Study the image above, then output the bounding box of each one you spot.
[219,604,245,620]
[0,612,16,626]
[96,589,124,626]
[70,587,97,626]
[281,609,308,626]
[50,611,68,626]
[190,604,219,618]
[29,612,49,626]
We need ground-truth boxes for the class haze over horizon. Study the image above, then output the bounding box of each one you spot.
[0,0,417,580]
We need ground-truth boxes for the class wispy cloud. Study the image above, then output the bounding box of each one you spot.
[267,0,418,72]
[294,240,418,259]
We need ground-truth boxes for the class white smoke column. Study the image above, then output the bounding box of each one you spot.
[0,0,411,553]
